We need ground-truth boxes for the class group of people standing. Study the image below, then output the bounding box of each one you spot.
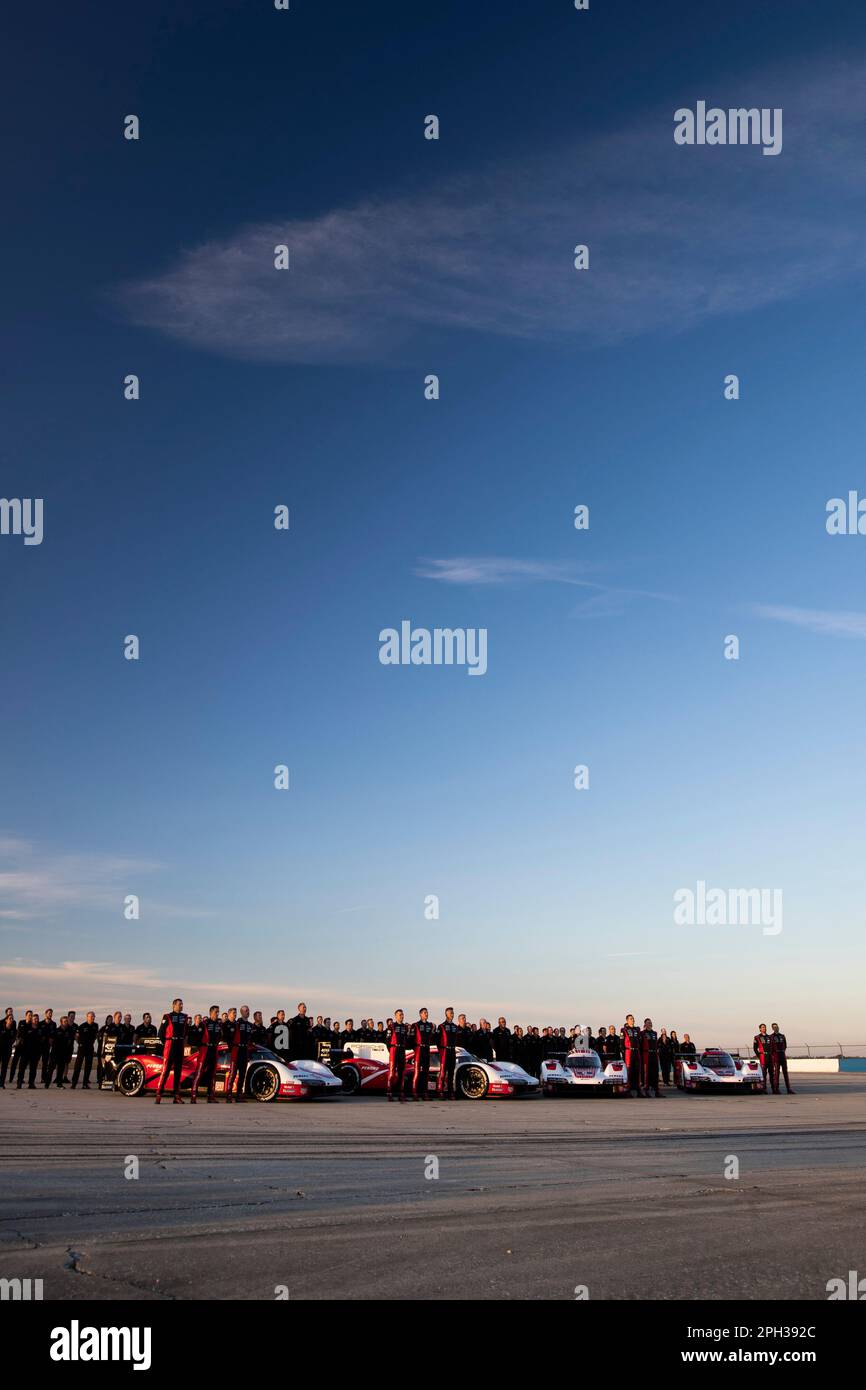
[1,1000,794,1101]
[375,1012,687,1100]
[752,1024,795,1094]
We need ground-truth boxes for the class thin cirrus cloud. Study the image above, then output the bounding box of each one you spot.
[753,604,866,639]
[2,958,435,1018]
[0,837,158,920]
[415,557,592,586]
[416,556,675,615]
[115,58,866,365]
[0,836,213,925]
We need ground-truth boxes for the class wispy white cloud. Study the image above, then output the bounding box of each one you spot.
[415,557,592,586]
[754,604,866,639]
[115,58,866,364]
[0,837,214,925]
[417,555,675,615]
[0,959,425,1019]
[0,838,160,920]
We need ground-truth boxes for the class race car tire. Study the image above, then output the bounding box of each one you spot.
[116,1059,147,1097]
[248,1064,280,1103]
[339,1065,362,1096]
[457,1065,490,1100]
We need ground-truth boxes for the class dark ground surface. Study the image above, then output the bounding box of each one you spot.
[1,1075,864,1300]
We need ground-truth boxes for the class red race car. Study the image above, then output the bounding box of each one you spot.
[114,1041,342,1102]
[338,1042,539,1099]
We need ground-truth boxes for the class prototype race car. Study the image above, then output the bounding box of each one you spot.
[675,1048,764,1093]
[338,1042,539,1099]
[539,1048,629,1096]
[114,1041,342,1102]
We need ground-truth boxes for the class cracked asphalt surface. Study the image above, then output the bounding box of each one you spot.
[2,1075,864,1300]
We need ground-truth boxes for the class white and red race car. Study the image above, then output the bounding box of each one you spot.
[675,1048,764,1093]
[115,1042,343,1102]
[338,1042,539,1099]
[539,1048,629,1096]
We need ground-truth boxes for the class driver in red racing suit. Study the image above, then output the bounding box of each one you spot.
[225,1005,255,1103]
[191,1005,222,1103]
[620,1014,642,1097]
[753,1024,773,1093]
[387,1010,409,1102]
[155,999,189,1104]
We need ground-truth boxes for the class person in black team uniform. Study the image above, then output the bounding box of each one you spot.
[154,999,189,1104]
[658,1028,672,1086]
[267,1009,287,1056]
[310,1016,330,1060]
[386,1009,409,1102]
[16,1013,43,1089]
[188,1014,205,1048]
[0,1011,16,1088]
[437,1007,459,1098]
[96,1014,116,1088]
[49,1016,74,1087]
[39,1009,58,1086]
[9,1011,32,1086]
[287,1004,311,1060]
[59,1012,77,1085]
[769,1024,795,1094]
[603,1028,622,1067]
[490,1018,512,1061]
[640,1018,663,1098]
[191,1005,222,1103]
[474,1020,493,1061]
[71,1012,98,1088]
[134,1013,157,1045]
[412,1007,435,1099]
[680,1034,696,1059]
[225,1005,255,1102]
[620,1014,642,1097]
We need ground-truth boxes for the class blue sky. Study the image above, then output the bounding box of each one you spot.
[2,1,866,1041]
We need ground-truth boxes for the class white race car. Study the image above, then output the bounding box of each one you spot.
[339,1043,539,1099]
[116,1042,343,1102]
[675,1048,764,1093]
[539,1048,629,1096]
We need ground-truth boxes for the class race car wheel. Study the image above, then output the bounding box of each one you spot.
[457,1066,490,1100]
[339,1066,361,1096]
[248,1065,280,1103]
[116,1060,147,1097]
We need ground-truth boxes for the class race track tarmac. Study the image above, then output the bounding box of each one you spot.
[2,1075,864,1300]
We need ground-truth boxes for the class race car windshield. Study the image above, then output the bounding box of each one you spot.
[566,1056,600,1071]
[701,1052,735,1069]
